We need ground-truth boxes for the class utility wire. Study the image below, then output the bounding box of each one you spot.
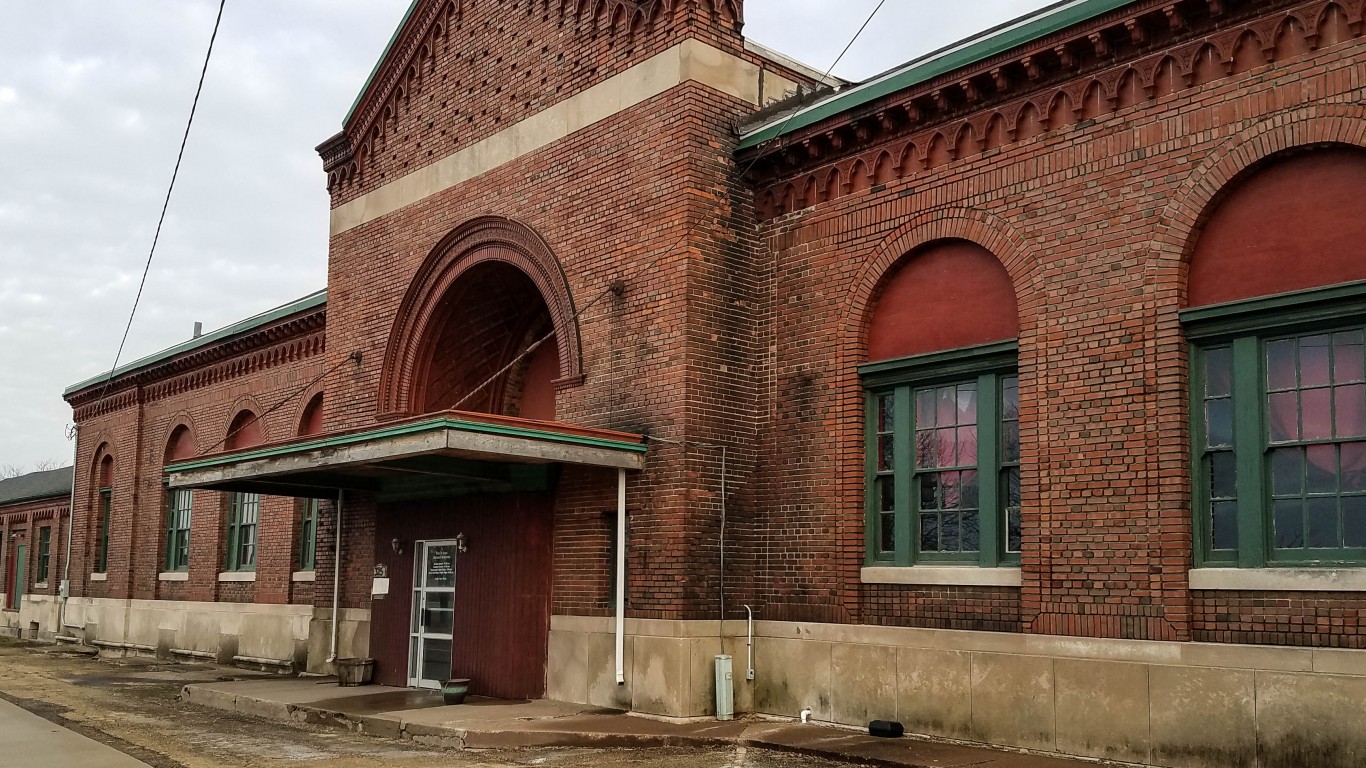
[452,0,887,412]
[92,0,227,407]
[198,352,355,458]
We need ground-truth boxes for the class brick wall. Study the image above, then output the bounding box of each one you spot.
[0,496,70,601]
[746,0,1366,644]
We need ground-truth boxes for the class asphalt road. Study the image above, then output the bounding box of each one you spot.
[0,637,857,768]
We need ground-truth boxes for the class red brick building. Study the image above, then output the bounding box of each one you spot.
[61,0,1366,765]
[0,467,72,640]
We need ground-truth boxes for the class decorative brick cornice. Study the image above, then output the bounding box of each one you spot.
[66,309,326,419]
[743,0,1364,218]
[323,0,742,191]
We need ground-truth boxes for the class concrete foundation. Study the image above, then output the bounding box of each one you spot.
[547,615,1366,768]
[0,593,61,641]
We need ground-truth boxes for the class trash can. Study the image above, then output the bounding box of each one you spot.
[336,658,375,686]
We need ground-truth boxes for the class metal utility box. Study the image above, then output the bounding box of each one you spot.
[715,655,734,721]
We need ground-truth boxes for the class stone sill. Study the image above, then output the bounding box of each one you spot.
[861,566,1022,587]
[1190,568,1366,592]
[291,570,316,583]
[217,571,256,583]
[33,582,48,590]
[158,572,189,582]
[89,573,107,582]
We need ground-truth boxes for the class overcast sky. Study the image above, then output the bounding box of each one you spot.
[0,0,1052,469]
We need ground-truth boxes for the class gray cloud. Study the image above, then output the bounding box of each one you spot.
[0,0,1050,467]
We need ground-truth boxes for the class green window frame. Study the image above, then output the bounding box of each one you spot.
[299,498,319,572]
[1185,281,1366,567]
[95,487,111,573]
[36,527,50,584]
[165,488,192,572]
[225,492,259,572]
[860,340,1021,566]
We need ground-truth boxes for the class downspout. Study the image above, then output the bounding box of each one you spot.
[615,468,626,685]
[327,489,344,664]
[717,445,727,636]
[57,425,78,637]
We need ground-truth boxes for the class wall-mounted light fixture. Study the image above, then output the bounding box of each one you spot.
[391,538,403,555]
[454,532,468,553]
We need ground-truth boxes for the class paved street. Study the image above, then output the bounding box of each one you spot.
[0,697,151,768]
[0,638,858,768]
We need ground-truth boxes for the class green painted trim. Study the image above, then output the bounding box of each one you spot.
[66,289,327,396]
[166,415,646,475]
[893,387,913,566]
[344,0,423,126]
[863,392,882,565]
[978,373,1002,568]
[736,0,1136,151]
[1180,280,1366,340]
[859,340,1018,389]
[1231,337,1266,568]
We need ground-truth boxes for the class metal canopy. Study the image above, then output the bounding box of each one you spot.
[165,411,647,500]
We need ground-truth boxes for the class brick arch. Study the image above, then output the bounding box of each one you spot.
[295,388,326,437]
[378,216,583,419]
[161,415,199,464]
[224,395,270,451]
[841,207,1037,360]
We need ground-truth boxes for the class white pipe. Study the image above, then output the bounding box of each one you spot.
[615,468,626,685]
[801,707,812,724]
[327,490,344,663]
[744,604,754,680]
[57,426,78,635]
[717,446,727,633]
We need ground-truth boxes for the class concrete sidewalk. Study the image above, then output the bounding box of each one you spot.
[181,678,1098,768]
[0,698,151,768]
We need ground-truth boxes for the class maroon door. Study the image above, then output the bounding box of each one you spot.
[371,492,554,698]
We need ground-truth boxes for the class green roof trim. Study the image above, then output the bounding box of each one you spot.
[344,0,424,126]
[736,0,1136,152]
[164,414,648,475]
[65,289,327,397]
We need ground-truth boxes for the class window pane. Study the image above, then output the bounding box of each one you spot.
[879,394,895,432]
[916,430,937,469]
[937,386,957,426]
[1302,388,1333,441]
[878,435,894,471]
[1306,444,1338,494]
[940,471,961,508]
[1274,499,1304,549]
[1335,384,1366,438]
[1206,398,1234,447]
[936,427,957,467]
[961,510,980,552]
[1211,500,1238,550]
[1334,331,1365,384]
[1204,347,1232,398]
[1344,496,1366,548]
[1209,451,1236,499]
[1006,467,1021,507]
[1267,339,1297,390]
[1002,421,1020,463]
[1306,497,1339,548]
[879,476,895,512]
[1271,448,1303,495]
[1002,377,1019,419]
[916,389,936,427]
[1342,442,1366,492]
[919,513,939,551]
[1301,335,1332,388]
[880,512,895,553]
[1267,392,1298,442]
[956,425,978,466]
[956,384,978,424]
[919,473,938,508]
[1007,508,1022,553]
[960,470,979,508]
[941,512,960,551]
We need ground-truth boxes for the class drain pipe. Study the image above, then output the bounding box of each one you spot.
[327,489,345,664]
[743,605,755,680]
[56,425,78,636]
[615,468,626,685]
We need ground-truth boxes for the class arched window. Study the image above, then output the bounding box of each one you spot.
[1183,147,1366,567]
[860,240,1021,569]
[163,425,195,572]
[224,410,266,572]
[296,394,324,572]
[93,449,114,574]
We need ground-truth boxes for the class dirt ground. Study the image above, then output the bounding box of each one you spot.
[0,637,857,768]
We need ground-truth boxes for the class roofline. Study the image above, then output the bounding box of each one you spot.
[64,289,327,397]
[0,488,72,507]
[736,0,1136,151]
[344,0,423,127]
[742,39,847,88]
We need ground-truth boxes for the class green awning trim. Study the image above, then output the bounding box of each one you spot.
[165,414,647,475]
[736,0,1137,152]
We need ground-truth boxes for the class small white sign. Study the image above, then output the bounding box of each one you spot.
[371,577,390,597]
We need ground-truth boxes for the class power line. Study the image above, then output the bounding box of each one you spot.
[92,0,228,407]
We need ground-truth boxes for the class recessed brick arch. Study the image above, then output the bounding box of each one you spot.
[378,216,583,419]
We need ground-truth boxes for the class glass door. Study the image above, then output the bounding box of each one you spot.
[8,544,25,610]
[408,540,458,689]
